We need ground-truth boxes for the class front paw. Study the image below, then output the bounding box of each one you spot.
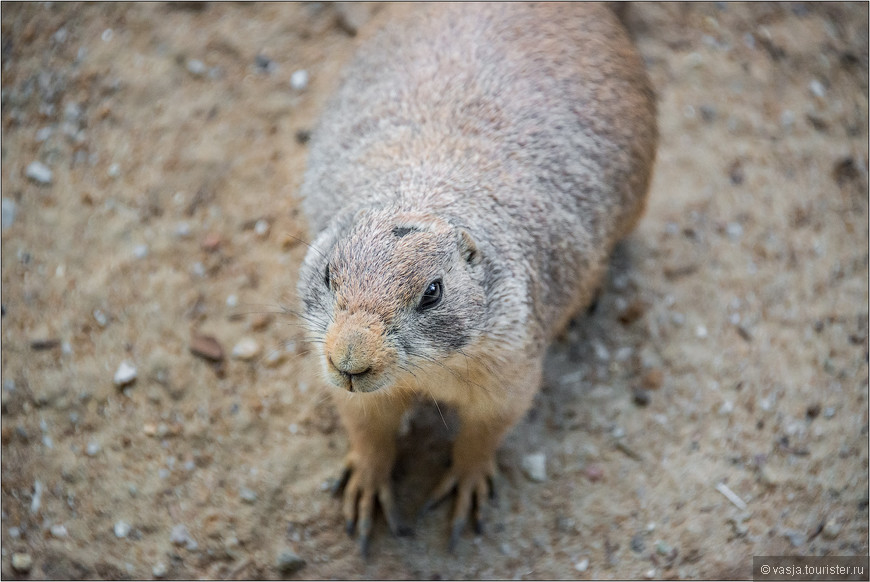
[423,458,496,552]
[332,458,412,556]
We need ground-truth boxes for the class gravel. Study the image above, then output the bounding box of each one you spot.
[239,487,258,503]
[170,523,198,550]
[50,523,69,538]
[113,361,138,387]
[186,59,207,76]
[521,452,547,482]
[232,338,261,361]
[190,334,224,362]
[30,480,44,513]
[25,161,53,184]
[114,520,132,538]
[275,549,306,574]
[11,552,33,573]
[2,198,17,229]
[289,69,309,91]
[152,562,168,578]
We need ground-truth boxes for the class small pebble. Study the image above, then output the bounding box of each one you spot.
[289,69,309,91]
[201,232,221,251]
[86,441,101,456]
[809,79,826,99]
[31,480,44,513]
[2,198,17,230]
[133,244,149,259]
[726,222,743,239]
[50,523,69,538]
[35,126,53,142]
[822,519,843,540]
[784,529,806,547]
[232,338,261,361]
[152,562,168,578]
[113,361,137,387]
[254,218,270,237]
[630,534,645,553]
[695,325,708,338]
[64,102,82,123]
[574,558,589,572]
[26,161,53,184]
[275,549,306,574]
[11,552,32,573]
[186,58,207,76]
[93,309,109,327]
[255,54,277,74]
[632,387,651,407]
[9,526,21,539]
[644,568,657,579]
[240,487,258,503]
[699,104,716,122]
[593,341,610,361]
[226,294,239,308]
[190,334,224,362]
[642,368,664,390]
[53,27,69,44]
[114,520,131,538]
[521,452,547,482]
[170,524,198,550]
[175,221,192,238]
[101,28,113,42]
[107,163,121,178]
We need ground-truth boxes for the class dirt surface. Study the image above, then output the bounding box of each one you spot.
[1,2,868,579]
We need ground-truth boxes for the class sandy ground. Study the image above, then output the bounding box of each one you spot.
[1,2,868,579]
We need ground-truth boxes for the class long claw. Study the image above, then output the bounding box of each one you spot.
[332,466,352,498]
[487,475,497,501]
[378,485,412,537]
[422,473,458,515]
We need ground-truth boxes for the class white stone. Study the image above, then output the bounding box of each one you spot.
[114,361,137,386]
[133,244,149,259]
[2,198,17,230]
[290,69,309,91]
[25,161,53,184]
[521,452,547,482]
[254,218,270,236]
[152,562,168,578]
[186,59,207,76]
[232,338,261,361]
[50,524,69,538]
[114,520,131,538]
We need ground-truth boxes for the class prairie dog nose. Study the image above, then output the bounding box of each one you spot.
[323,311,392,391]
[328,348,373,377]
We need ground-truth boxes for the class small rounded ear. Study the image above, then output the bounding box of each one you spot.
[457,228,481,266]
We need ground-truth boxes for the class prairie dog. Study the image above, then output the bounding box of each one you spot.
[296,2,656,552]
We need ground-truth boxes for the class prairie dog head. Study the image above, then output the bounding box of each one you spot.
[298,206,486,393]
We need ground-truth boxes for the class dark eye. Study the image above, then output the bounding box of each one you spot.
[324,264,331,289]
[418,279,443,311]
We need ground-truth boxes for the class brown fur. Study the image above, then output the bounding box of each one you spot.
[296,2,657,551]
